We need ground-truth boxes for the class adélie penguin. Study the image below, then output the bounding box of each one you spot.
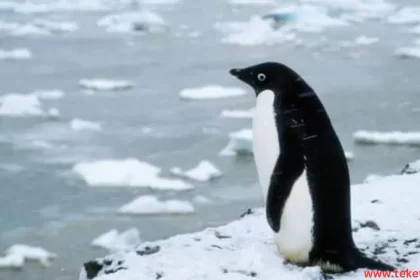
[229,62,395,273]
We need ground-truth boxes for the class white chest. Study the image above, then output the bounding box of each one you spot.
[252,90,314,263]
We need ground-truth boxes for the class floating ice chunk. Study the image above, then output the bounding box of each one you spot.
[216,16,297,46]
[32,89,65,100]
[354,36,378,45]
[32,19,78,33]
[142,0,180,4]
[47,108,60,119]
[117,195,195,215]
[221,108,254,119]
[170,160,223,182]
[395,47,420,59]
[387,7,420,24]
[220,129,253,156]
[70,119,102,132]
[92,228,141,253]
[179,85,247,100]
[344,151,354,161]
[353,130,420,146]
[0,48,32,60]
[0,94,44,116]
[79,79,134,91]
[192,194,212,204]
[72,158,193,190]
[97,11,167,33]
[228,0,276,6]
[3,244,56,267]
[0,254,24,268]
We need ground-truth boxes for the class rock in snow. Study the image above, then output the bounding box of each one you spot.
[79,171,420,280]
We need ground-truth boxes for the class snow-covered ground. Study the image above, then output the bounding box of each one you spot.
[79,170,420,280]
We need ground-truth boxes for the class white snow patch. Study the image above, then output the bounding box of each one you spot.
[387,7,420,24]
[220,129,253,156]
[97,11,167,33]
[170,160,223,182]
[72,159,193,191]
[192,195,212,204]
[221,108,254,119]
[0,244,56,268]
[79,79,134,92]
[92,228,141,253]
[79,170,420,280]
[0,48,32,60]
[0,19,77,36]
[354,36,378,45]
[117,195,195,215]
[70,119,102,132]
[353,130,420,146]
[32,89,65,100]
[179,85,247,100]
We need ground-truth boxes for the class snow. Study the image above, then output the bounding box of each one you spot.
[79,79,134,92]
[170,160,223,182]
[221,108,254,119]
[219,129,253,156]
[32,89,65,100]
[0,48,32,60]
[353,130,420,146]
[92,228,141,253]
[70,119,102,132]
[79,170,420,280]
[72,158,193,191]
[0,244,56,268]
[179,85,247,100]
[97,11,168,33]
[354,36,378,45]
[117,195,195,215]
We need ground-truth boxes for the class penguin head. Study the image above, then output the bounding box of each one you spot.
[229,62,300,95]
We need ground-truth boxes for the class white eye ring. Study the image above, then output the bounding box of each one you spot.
[257,73,266,82]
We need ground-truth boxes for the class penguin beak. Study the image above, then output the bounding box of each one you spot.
[229,68,242,77]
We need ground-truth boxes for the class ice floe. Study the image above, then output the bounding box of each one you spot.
[401,159,420,175]
[79,79,134,92]
[219,129,253,156]
[70,119,102,132]
[92,228,141,253]
[363,174,384,184]
[0,19,77,37]
[353,130,420,146]
[170,160,223,182]
[354,36,378,45]
[192,194,212,204]
[79,169,420,280]
[179,85,247,100]
[32,89,65,100]
[387,6,420,24]
[221,108,254,119]
[72,159,193,191]
[344,151,354,161]
[0,93,57,117]
[0,48,32,60]
[117,195,195,215]
[97,11,168,33]
[395,47,420,59]
[228,0,276,6]
[0,244,56,269]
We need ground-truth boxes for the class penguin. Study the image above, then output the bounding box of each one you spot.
[229,62,395,273]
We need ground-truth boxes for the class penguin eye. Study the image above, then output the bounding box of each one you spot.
[257,73,266,82]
